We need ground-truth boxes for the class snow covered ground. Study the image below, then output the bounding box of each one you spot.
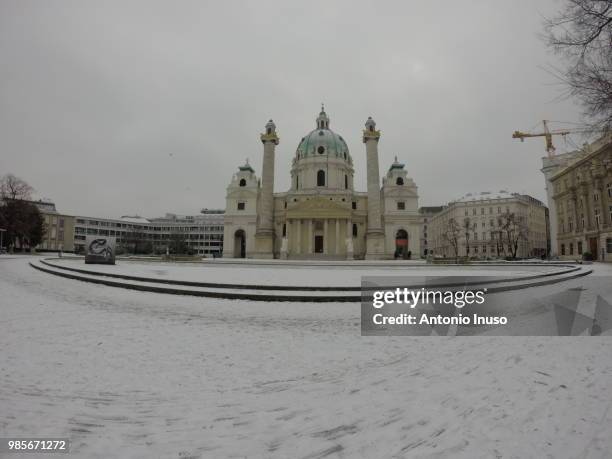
[1,256,612,458]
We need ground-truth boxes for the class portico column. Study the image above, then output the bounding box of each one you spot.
[308,220,313,254]
[296,219,301,254]
[335,218,340,255]
[346,218,354,259]
[324,219,329,254]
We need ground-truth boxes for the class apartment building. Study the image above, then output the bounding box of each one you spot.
[430,191,549,259]
[418,206,444,257]
[551,132,612,261]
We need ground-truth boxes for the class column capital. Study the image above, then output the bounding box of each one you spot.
[363,116,380,142]
[260,133,279,145]
[362,129,380,143]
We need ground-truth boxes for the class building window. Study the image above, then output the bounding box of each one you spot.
[397,202,405,210]
[345,175,348,189]
[594,193,599,202]
[317,146,325,154]
[498,207,501,214]
[317,170,325,186]
[607,183,612,198]
[464,209,468,216]
[237,202,245,210]
[352,201,357,210]
[569,243,574,255]
[607,238,612,253]
[472,208,476,216]
[561,244,565,255]
[284,201,287,209]
[352,223,358,237]
[396,177,404,186]
[239,178,246,187]
[282,224,286,237]
[578,241,582,254]
[489,207,493,214]
[481,208,485,215]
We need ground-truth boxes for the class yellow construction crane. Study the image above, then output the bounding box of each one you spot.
[512,120,571,158]
[512,120,603,158]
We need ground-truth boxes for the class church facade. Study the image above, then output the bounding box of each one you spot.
[223,108,420,260]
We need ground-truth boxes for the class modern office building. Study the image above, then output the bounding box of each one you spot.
[73,209,224,256]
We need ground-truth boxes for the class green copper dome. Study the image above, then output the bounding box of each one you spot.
[295,107,351,162]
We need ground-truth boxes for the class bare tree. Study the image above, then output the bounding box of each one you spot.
[463,217,476,257]
[545,0,612,128]
[499,211,528,259]
[443,218,461,263]
[492,227,504,258]
[0,174,34,201]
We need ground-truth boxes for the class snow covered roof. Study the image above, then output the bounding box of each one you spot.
[453,190,517,203]
[119,215,151,224]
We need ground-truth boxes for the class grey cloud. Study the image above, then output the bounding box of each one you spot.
[0,0,584,218]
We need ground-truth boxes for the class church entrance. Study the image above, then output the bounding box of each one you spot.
[314,235,324,253]
[395,229,409,259]
[234,230,246,258]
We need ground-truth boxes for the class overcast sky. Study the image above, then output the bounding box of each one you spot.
[0,0,588,219]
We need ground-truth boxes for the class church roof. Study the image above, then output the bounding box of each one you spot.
[295,108,351,161]
[389,156,405,171]
[238,159,254,173]
[453,190,517,203]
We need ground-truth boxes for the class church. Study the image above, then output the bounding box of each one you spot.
[223,107,420,260]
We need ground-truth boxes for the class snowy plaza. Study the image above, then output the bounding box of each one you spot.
[2,255,612,458]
